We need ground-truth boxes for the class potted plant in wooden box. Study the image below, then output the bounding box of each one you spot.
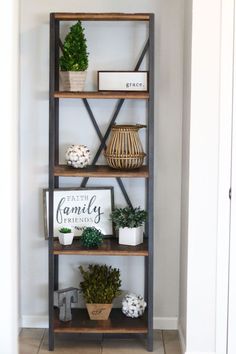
[58,227,74,245]
[79,264,121,320]
[59,21,89,91]
[110,207,147,246]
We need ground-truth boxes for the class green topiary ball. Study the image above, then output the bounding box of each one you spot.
[81,227,103,248]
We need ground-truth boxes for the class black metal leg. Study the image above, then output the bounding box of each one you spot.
[48,13,59,351]
[146,14,155,353]
[147,331,154,352]
[48,325,54,351]
[144,256,148,305]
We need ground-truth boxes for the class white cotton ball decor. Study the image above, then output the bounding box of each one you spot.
[122,293,147,318]
[65,145,91,168]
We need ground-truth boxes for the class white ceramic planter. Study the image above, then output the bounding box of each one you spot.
[60,71,87,91]
[119,226,143,246]
[58,232,74,245]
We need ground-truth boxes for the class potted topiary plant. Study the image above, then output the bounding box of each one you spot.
[81,227,103,248]
[58,227,74,245]
[59,21,89,92]
[110,207,147,246]
[79,264,121,320]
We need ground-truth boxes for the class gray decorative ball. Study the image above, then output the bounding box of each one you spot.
[122,293,147,318]
[65,145,90,168]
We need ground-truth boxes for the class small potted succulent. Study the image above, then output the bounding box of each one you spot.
[59,21,89,91]
[110,207,147,246]
[79,264,121,320]
[81,227,103,248]
[58,227,74,245]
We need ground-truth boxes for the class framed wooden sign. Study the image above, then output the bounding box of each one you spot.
[98,71,148,92]
[43,187,114,239]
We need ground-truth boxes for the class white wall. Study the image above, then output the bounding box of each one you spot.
[20,0,184,328]
[0,0,19,353]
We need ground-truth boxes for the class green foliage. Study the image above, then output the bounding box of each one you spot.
[81,227,103,248]
[59,227,72,234]
[59,21,89,71]
[110,207,147,229]
[79,264,121,304]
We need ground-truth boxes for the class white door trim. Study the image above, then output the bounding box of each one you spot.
[216,1,235,354]
[0,0,20,353]
[227,1,236,353]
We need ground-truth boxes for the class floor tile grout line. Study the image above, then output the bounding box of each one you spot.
[162,330,167,354]
[36,328,46,354]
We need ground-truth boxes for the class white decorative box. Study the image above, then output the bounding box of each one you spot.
[98,71,148,91]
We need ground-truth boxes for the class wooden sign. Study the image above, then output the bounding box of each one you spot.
[43,187,114,238]
[98,71,148,91]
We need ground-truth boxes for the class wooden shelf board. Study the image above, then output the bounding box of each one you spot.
[54,308,148,333]
[54,91,149,99]
[53,237,148,256]
[54,165,149,178]
[52,13,151,21]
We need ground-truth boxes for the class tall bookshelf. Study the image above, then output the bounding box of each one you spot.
[48,12,154,351]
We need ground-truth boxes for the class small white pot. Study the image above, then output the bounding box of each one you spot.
[119,226,143,246]
[58,232,74,245]
[60,71,87,92]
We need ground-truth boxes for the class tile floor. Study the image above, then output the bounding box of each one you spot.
[19,329,182,354]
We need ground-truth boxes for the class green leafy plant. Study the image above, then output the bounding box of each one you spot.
[81,227,103,248]
[79,264,121,304]
[59,227,72,234]
[110,207,147,229]
[59,21,89,71]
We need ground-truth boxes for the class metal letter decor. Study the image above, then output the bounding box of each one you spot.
[54,287,78,322]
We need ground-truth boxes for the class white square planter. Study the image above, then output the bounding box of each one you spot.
[119,226,143,246]
[58,232,74,245]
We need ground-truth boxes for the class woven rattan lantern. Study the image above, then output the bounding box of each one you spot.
[105,124,146,169]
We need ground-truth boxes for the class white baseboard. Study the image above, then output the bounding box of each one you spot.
[21,315,48,328]
[153,316,178,329]
[21,315,178,330]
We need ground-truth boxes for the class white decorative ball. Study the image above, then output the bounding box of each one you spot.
[65,145,90,169]
[122,293,147,318]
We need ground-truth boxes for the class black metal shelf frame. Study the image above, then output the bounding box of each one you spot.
[49,13,154,352]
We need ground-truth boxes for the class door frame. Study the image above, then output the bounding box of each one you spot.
[0,0,20,353]
[226,1,236,353]
[216,1,235,354]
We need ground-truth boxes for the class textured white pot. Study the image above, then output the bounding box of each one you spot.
[60,71,87,91]
[58,232,74,245]
[119,226,143,246]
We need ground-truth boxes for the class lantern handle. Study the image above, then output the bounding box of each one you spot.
[136,124,147,129]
